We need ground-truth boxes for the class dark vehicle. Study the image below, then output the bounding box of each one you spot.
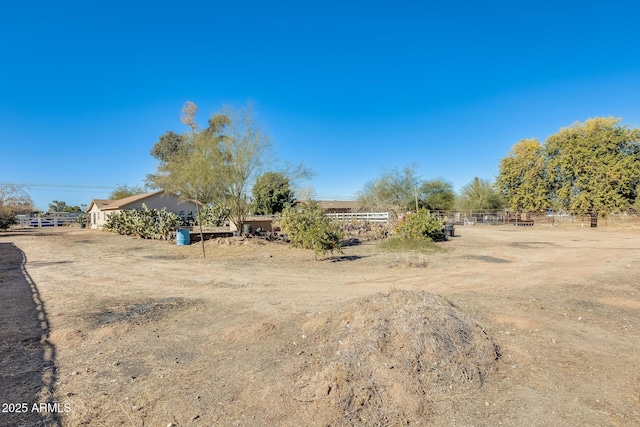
[29,219,55,227]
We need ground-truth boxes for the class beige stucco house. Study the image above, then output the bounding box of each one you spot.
[86,190,198,229]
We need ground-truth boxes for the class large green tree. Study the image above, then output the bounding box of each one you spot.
[546,117,640,215]
[252,171,294,215]
[457,177,503,210]
[496,138,550,212]
[418,179,455,210]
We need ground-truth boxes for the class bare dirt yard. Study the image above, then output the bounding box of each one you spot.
[1,223,639,426]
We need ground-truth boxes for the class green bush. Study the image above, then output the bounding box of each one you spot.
[0,206,15,231]
[395,209,446,242]
[280,201,344,258]
[103,204,182,240]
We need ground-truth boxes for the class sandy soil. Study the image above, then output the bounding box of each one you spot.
[1,224,639,426]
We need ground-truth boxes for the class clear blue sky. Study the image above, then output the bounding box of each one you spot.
[2,1,639,210]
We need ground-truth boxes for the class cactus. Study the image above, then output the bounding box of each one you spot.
[103,204,182,240]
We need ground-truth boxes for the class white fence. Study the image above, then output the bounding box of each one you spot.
[15,213,82,227]
[325,212,390,223]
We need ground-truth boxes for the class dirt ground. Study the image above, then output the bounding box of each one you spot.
[1,223,639,426]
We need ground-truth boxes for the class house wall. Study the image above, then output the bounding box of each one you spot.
[122,193,198,216]
[89,205,120,229]
[229,218,274,233]
[89,193,198,229]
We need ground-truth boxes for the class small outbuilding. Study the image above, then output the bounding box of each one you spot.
[86,190,198,229]
[229,216,274,234]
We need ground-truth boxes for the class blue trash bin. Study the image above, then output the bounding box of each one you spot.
[176,228,190,246]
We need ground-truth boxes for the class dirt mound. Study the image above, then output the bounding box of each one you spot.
[293,289,501,425]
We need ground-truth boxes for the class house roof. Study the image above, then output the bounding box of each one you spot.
[87,190,168,212]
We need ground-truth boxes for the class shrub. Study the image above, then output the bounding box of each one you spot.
[103,204,182,240]
[0,206,15,231]
[395,209,446,242]
[280,201,344,258]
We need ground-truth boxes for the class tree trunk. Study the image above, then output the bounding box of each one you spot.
[195,202,206,258]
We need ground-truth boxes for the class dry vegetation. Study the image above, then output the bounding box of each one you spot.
[1,223,640,426]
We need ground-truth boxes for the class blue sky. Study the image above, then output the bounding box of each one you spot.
[1,1,639,210]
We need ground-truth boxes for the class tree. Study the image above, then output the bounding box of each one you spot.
[0,184,33,214]
[0,184,33,230]
[209,104,272,233]
[48,200,82,212]
[496,138,551,212]
[252,172,294,215]
[418,179,455,210]
[150,130,189,163]
[148,102,272,256]
[457,177,503,210]
[149,106,230,257]
[109,184,146,200]
[358,164,421,218]
[546,117,640,215]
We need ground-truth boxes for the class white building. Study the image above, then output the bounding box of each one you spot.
[86,190,198,229]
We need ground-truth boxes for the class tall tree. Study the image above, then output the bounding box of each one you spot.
[496,138,550,212]
[212,104,272,231]
[457,177,503,210]
[252,171,294,215]
[149,107,230,257]
[546,117,640,215]
[358,164,421,218]
[418,179,455,210]
[148,102,272,256]
[0,184,33,214]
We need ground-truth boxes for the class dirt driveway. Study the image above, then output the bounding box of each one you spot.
[1,225,639,426]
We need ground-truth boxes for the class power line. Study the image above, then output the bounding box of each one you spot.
[0,182,116,189]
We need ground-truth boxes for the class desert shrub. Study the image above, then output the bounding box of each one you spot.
[395,209,446,242]
[379,236,440,254]
[0,206,15,230]
[103,204,181,240]
[280,201,344,258]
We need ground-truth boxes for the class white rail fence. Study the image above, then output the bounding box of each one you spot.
[325,212,390,223]
[15,213,82,227]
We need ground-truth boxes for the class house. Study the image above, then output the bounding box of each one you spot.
[86,190,198,229]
